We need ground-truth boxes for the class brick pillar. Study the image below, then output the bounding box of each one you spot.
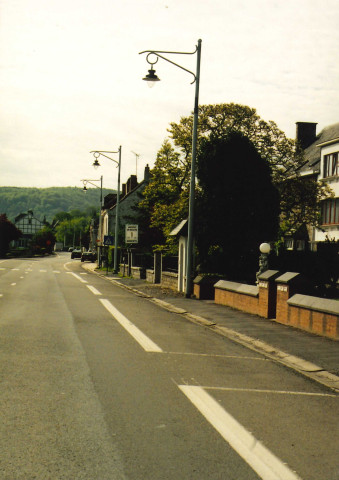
[257,270,280,318]
[275,272,306,324]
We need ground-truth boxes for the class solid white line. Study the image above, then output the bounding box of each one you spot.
[67,272,88,283]
[167,352,265,360]
[86,285,102,296]
[179,385,302,480]
[204,386,337,398]
[100,299,163,353]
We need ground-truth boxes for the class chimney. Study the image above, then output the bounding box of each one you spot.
[126,175,137,194]
[121,183,126,197]
[144,164,151,183]
[295,122,317,149]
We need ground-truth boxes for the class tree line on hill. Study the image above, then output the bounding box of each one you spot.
[0,186,112,223]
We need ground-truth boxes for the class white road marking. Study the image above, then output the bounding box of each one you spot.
[20,276,24,279]
[204,386,337,398]
[39,269,47,272]
[0,294,3,297]
[53,270,60,273]
[0,267,6,270]
[179,385,302,480]
[80,272,87,275]
[11,283,16,286]
[67,272,88,284]
[86,285,102,296]
[100,299,163,353]
[11,268,20,271]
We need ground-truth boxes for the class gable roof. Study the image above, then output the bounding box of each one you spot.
[301,122,339,174]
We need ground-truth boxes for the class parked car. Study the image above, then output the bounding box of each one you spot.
[81,250,97,262]
[68,247,74,252]
[71,248,82,259]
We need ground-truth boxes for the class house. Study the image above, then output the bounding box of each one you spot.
[297,121,339,247]
[99,164,151,246]
[13,210,46,247]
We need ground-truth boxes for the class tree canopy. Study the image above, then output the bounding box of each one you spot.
[140,103,331,251]
[196,132,280,280]
[0,214,22,257]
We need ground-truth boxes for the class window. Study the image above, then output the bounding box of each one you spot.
[285,239,294,250]
[296,240,305,251]
[322,198,339,225]
[323,152,338,178]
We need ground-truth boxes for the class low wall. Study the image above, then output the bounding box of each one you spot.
[214,271,279,318]
[146,269,155,283]
[284,294,339,339]
[214,280,260,315]
[119,263,145,279]
[161,271,178,290]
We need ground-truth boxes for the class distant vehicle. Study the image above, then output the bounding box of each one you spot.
[81,250,97,263]
[71,248,82,259]
[54,242,64,251]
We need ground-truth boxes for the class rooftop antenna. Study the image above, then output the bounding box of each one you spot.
[131,151,140,177]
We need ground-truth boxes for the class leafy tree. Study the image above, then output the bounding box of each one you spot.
[32,226,56,254]
[139,140,190,252]
[196,133,280,280]
[0,214,22,257]
[141,103,330,247]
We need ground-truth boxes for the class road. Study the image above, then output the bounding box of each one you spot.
[0,253,338,480]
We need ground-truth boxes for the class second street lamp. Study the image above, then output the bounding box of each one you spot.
[90,147,122,273]
[81,177,103,262]
[139,39,202,297]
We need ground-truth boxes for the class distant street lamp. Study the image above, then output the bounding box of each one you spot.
[90,147,122,273]
[139,39,202,297]
[81,176,103,259]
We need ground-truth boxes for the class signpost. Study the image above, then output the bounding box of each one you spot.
[125,225,138,244]
[103,235,114,246]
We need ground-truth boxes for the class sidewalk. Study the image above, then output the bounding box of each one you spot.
[82,264,339,392]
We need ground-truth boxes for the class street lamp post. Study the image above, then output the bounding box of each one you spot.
[90,147,122,273]
[139,39,202,297]
[81,176,103,262]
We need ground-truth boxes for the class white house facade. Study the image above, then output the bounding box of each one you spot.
[298,122,339,245]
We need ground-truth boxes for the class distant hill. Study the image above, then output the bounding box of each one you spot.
[0,186,113,222]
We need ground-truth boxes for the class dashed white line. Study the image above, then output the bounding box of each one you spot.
[67,272,88,284]
[39,269,47,272]
[179,385,302,480]
[11,283,16,286]
[11,268,20,271]
[100,299,163,353]
[86,285,102,295]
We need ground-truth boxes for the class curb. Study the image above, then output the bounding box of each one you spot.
[82,264,339,393]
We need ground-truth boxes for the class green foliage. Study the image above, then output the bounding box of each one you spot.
[54,210,93,248]
[0,186,112,223]
[196,133,280,280]
[141,103,331,254]
[31,226,56,254]
[0,214,22,257]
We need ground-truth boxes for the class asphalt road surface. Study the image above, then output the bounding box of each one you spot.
[0,253,338,480]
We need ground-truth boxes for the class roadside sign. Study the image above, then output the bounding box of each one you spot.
[125,224,138,244]
[103,235,114,246]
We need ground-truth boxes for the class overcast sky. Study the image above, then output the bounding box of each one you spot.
[1,0,338,189]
